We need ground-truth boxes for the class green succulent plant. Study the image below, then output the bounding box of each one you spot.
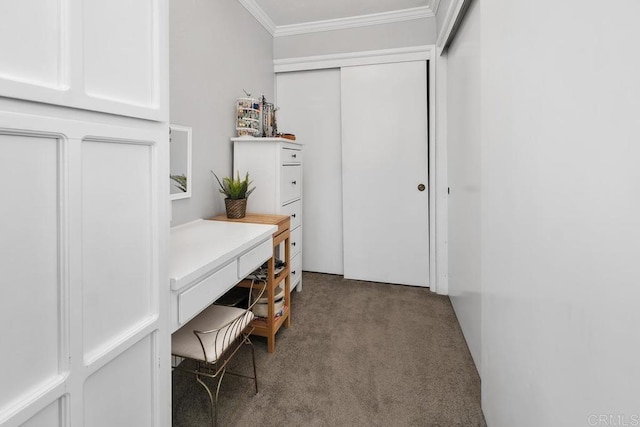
[211,170,255,200]
[170,174,188,192]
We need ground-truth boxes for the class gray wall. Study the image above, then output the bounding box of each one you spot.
[445,0,481,370]
[273,17,437,59]
[169,0,274,226]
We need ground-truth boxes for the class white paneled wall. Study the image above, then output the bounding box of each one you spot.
[0,0,167,121]
[0,1,169,425]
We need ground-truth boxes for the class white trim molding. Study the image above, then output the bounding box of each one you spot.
[238,0,276,36]
[436,0,466,50]
[274,45,435,73]
[275,6,434,37]
[429,0,442,15]
[238,1,435,37]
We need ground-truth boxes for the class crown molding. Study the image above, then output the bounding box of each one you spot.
[274,45,435,73]
[238,0,276,36]
[429,0,441,15]
[436,0,465,50]
[239,1,436,38]
[274,6,435,37]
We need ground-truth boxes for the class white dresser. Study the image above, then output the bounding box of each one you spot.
[232,137,303,291]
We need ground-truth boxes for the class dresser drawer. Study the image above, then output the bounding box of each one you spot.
[281,199,302,229]
[280,165,301,204]
[290,225,302,257]
[281,146,302,164]
[178,260,238,324]
[290,252,302,289]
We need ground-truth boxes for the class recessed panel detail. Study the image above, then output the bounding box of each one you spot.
[0,0,63,88]
[0,133,61,415]
[84,336,154,427]
[83,0,157,107]
[82,139,153,359]
[21,397,65,427]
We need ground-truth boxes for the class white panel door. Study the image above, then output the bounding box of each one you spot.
[341,61,429,286]
[0,1,169,426]
[276,69,344,275]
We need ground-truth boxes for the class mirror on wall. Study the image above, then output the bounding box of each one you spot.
[170,124,192,201]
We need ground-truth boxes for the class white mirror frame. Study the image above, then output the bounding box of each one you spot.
[169,124,192,201]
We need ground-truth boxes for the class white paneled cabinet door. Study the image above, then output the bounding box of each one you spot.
[0,1,169,426]
[341,61,430,286]
[276,69,344,275]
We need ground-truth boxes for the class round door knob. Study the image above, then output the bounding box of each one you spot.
[418,183,426,191]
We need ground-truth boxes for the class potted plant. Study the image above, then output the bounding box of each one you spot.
[211,170,255,218]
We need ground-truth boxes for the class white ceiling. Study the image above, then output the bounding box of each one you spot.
[239,0,440,36]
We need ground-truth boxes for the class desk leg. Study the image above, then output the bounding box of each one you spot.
[284,235,291,328]
[266,255,276,353]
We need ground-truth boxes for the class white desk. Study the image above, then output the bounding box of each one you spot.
[170,219,276,333]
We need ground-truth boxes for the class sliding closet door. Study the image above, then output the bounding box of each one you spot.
[276,69,344,275]
[341,61,430,286]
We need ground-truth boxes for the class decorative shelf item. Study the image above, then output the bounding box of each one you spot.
[236,96,261,136]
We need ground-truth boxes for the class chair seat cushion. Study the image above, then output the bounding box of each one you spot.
[172,304,254,363]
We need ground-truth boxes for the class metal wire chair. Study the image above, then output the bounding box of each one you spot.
[171,279,267,426]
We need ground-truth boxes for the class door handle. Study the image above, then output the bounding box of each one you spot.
[417,183,426,191]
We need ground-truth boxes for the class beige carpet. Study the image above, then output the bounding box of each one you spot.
[172,272,486,426]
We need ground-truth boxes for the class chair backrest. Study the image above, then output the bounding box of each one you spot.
[193,279,267,363]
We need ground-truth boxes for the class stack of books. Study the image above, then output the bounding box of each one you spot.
[246,258,286,281]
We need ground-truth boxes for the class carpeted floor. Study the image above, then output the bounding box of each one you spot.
[172,272,486,427]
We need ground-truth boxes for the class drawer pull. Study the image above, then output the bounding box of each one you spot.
[291,180,297,185]
[292,270,296,275]
[291,213,296,218]
[292,154,297,158]
[292,242,296,246]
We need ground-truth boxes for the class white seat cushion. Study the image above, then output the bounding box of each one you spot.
[172,304,254,363]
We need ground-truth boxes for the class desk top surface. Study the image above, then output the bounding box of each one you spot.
[170,219,276,290]
[210,213,290,236]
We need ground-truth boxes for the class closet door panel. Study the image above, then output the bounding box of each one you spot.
[276,69,343,275]
[341,61,430,286]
